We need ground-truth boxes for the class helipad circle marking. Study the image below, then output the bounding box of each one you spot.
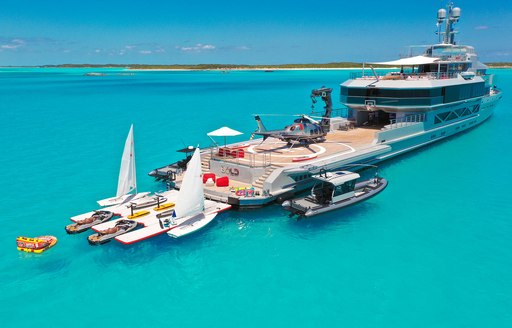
[247,144,325,158]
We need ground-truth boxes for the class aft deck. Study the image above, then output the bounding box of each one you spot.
[170,127,380,205]
[205,126,377,167]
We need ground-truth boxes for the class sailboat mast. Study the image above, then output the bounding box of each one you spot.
[132,125,137,195]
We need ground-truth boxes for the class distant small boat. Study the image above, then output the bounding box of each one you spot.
[88,219,138,245]
[65,210,115,234]
[84,72,106,76]
[282,170,387,217]
[16,236,57,253]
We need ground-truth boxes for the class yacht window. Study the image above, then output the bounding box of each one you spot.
[446,112,458,121]
[437,112,450,121]
[312,183,333,204]
[333,180,356,197]
[455,108,466,116]
[444,82,485,103]
[333,185,344,197]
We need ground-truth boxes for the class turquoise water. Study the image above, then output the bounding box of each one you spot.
[1,68,511,327]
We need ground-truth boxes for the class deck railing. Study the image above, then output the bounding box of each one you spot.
[309,107,349,119]
[349,71,457,80]
[210,146,272,168]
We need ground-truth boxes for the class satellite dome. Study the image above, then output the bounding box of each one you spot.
[452,7,461,19]
[437,9,446,19]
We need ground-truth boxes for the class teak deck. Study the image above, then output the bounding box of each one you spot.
[174,127,380,198]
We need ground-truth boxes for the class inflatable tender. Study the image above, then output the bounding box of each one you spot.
[65,211,115,234]
[17,236,57,253]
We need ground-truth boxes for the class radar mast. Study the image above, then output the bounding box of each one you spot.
[436,2,461,45]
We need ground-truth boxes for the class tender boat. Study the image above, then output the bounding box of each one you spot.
[65,210,115,234]
[16,236,58,253]
[282,170,387,217]
[87,219,138,245]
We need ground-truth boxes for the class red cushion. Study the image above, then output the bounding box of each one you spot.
[216,176,229,187]
[232,149,245,158]
[203,173,216,184]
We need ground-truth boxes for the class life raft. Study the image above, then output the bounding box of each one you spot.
[16,236,57,253]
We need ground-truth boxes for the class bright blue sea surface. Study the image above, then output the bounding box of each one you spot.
[1,68,511,327]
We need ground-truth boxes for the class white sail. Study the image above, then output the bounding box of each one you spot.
[116,124,137,197]
[174,148,204,218]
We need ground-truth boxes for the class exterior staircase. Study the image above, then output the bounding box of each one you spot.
[201,153,212,172]
[252,165,279,190]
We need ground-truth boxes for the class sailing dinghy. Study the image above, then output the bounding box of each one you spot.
[97,124,149,207]
[166,148,218,238]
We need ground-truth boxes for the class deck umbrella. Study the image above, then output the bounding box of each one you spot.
[207,126,243,147]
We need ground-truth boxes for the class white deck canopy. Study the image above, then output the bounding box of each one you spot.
[207,126,243,146]
[207,126,243,137]
[370,55,440,66]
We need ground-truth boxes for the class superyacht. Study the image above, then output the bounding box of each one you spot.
[150,3,502,208]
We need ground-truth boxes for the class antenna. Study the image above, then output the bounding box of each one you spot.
[437,3,461,45]
[437,8,446,43]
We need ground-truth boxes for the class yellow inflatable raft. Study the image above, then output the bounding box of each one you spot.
[16,236,57,253]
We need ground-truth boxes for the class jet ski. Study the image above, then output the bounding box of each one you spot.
[87,219,138,245]
[65,211,115,234]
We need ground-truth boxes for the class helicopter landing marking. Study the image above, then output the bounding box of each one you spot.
[247,144,325,157]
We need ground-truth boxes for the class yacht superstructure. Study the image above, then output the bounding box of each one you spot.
[150,3,502,208]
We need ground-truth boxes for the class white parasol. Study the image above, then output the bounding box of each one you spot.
[207,126,243,147]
